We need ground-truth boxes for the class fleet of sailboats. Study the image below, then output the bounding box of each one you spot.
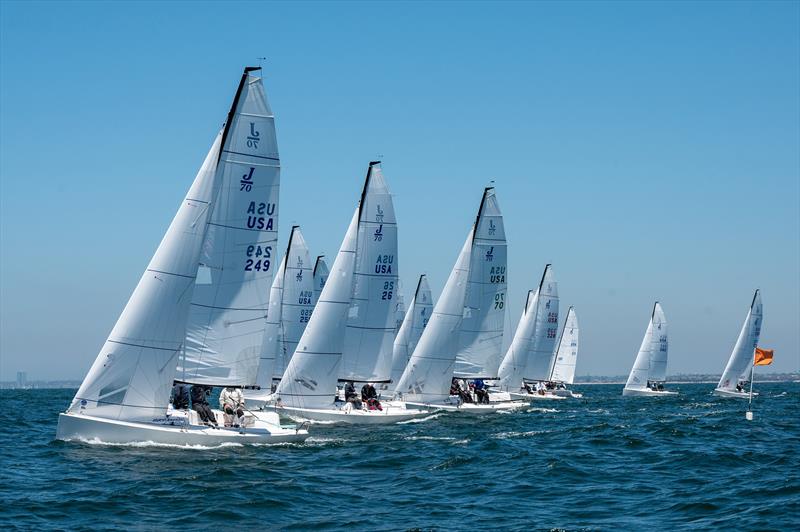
[56,67,775,445]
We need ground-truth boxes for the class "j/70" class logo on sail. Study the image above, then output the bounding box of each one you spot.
[247,122,260,149]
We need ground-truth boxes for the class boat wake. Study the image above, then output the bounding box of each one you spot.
[72,437,245,450]
[398,413,445,424]
[493,430,549,439]
[526,407,559,413]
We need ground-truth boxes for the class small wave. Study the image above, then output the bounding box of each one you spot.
[526,407,558,413]
[398,413,445,424]
[74,437,244,450]
[493,430,549,439]
[403,436,456,441]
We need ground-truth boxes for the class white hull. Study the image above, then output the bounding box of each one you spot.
[714,388,758,398]
[56,412,309,445]
[275,403,427,424]
[406,400,525,414]
[622,388,679,397]
[508,391,566,401]
[552,388,582,398]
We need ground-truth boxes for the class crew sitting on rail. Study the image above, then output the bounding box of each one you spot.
[170,382,190,410]
[344,381,362,409]
[452,378,473,403]
[220,386,246,428]
[361,382,382,411]
[472,379,489,404]
[535,381,547,395]
[190,385,218,427]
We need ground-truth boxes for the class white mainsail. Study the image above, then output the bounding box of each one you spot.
[549,306,579,384]
[454,188,507,378]
[67,132,223,422]
[253,226,314,389]
[389,275,433,385]
[340,162,399,383]
[395,187,501,404]
[275,211,359,409]
[520,266,560,382]
[496,264,558,391]
[716,290,763,392]
[625,302,668,390]
[179,68,280,387]
[312,255,329,306]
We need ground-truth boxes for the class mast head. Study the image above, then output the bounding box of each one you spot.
[244,66,262,74]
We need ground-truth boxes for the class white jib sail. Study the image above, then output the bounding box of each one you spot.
[68,132,223,422]
[254,226,314,388]
[454,188,508,378]
[625,302,668,389]
[549,306,579,384]
[521,266,560,382]
[716,290,763,391]
[394,231,472,403]
[340,162,399,383]
[275,210,359,409]
[496,264,557,390]
[389,275,433,385]
[179,68,280,387]
[312,255,329,306]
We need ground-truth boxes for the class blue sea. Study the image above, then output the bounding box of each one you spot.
[1,383,798,530]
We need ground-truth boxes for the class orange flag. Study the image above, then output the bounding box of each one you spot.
[754,347,774,366]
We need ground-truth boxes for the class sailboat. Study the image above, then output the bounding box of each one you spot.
[494,264,560,401]
[546,307,582,398]
[389,274,434,386]
[272,162,427,424]
[245,225,314,406]
[57,67,309,444]
[393,187,524,413]
[714,290,763,398]
[622,302,677,397]
[393,281,406,336]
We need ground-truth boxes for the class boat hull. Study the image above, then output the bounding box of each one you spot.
[508,391,566,401]
[56,412,309,445]
[713,388,758,398]
[406,401,526,414]
[622,388,679,397]
[275,403,427,424]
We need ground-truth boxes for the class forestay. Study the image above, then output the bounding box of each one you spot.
[625,302,668,390]
[179,68,280,386]
[454,188,508,378]
[68,132,223,422]
[312,255,329,306]
[340,163,399,383]
[276,211,359,409]
[520,266,560,382]
[549,306,579,384]
[389,275,433,385]
[716,290,763,392]
[497,265,557,390]
[254,226,314,389]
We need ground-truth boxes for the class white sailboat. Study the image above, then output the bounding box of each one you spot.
[547,307,582,398]
[57,67,308,444]
[245,225,314,405]
[339,163,401,385]
[494,264,560,401]
[389,274,433,386]
[453,188,508,381]
[393,187,523,414]
[622,302,677,397]
[273,162,426,424]
[312,255,329,306]
[714,290,763,398]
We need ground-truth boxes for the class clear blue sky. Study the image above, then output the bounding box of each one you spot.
[1,1,798,381]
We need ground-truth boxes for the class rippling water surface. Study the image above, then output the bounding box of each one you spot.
[1,383,798,530]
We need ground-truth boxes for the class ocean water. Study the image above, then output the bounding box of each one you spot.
[0,383,798,531]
